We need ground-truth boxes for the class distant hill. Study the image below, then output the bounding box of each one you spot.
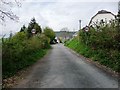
[55,31,76,40]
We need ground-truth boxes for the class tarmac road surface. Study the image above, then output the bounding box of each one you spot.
[15,44,118,88]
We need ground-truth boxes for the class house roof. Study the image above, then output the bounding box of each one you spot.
[88,10,116,26]
[98,10,111,14]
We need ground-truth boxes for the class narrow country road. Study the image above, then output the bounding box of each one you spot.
[15,44,118,88]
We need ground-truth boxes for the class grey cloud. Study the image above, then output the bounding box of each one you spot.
[2,1,118,36]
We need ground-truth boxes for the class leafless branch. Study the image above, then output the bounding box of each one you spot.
[1,0,13,5]
[0,10,19,21]
[0,0,22,23]
[15,0,22,7]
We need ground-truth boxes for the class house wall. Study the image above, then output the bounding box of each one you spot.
[90,13,115,26]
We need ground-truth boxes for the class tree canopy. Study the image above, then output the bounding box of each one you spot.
[43,27,55,42]
[20,25,26,32]
[27,18,42,38]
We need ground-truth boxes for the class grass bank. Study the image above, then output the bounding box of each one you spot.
[65,37,119,72]
[3,48,50,79]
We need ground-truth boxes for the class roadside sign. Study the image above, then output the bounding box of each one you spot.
[84,26,89,32]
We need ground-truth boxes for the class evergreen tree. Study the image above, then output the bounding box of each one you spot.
[34,23,42,34]
[20,25,26,32]
[27,17,42,38]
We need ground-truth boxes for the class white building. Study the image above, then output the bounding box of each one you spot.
[89,10,116,26]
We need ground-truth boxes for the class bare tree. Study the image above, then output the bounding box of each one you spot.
[0,0,22,23]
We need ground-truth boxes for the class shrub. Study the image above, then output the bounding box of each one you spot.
[66,19,120,72]
[2,32,50,78]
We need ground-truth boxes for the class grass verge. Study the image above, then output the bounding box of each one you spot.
[3,48,50,79]
[65,37,119,72]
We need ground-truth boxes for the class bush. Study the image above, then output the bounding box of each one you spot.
[2,32,50,78]
[66,20,120,72]
[43,27,55,44]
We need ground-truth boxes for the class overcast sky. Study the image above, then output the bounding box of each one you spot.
[1,0,119,37]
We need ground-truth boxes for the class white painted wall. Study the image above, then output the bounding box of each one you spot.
[90,13,115,26]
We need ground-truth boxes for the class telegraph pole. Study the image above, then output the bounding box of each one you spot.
[78,20,81,43]
[118,1,120,12]
[117,2,120,23]
[79,20,81,31]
